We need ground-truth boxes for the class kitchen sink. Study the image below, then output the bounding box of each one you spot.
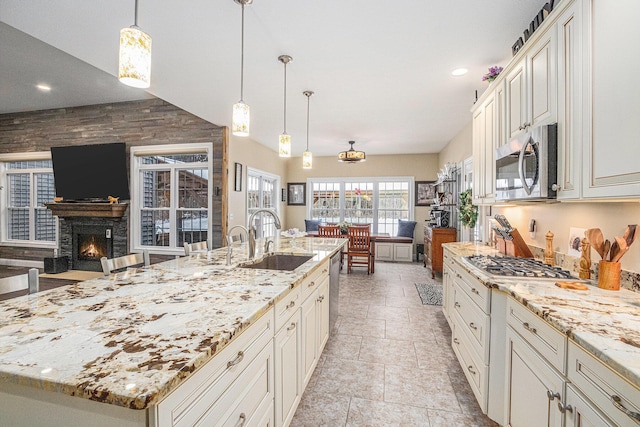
[240,254,313,271]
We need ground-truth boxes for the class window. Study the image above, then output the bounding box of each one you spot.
[130,144,213,254]
[247,168,280,238]
[308,177,413,235]
[0,153,57,247]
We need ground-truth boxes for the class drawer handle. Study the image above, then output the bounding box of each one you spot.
[547,390,561,401]
[453,338,460,345]
[467,365,476,375]
[308,281,315,287]
[471,287,480,295]
[236,413,246,427]
[611,395,640,422]
[227,351,245,368]
[456,273,462,278]
[454,302,461,308]
[557,402,573,414]
[522,322,537,334]
[287,322,296,331]
[469,322,478,330]
[286,300,296,310]
[317,295,325,302]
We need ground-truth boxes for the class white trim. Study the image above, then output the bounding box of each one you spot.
[0,258,44,268]
[130,143,214,255]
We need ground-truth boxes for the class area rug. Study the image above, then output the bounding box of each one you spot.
[415,282,443,306]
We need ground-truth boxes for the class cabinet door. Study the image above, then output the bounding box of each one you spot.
[528,30,557,128]
[472,106,486,201]
[375,242,393,261]
[300,293,318,389]
[274,315,301,427]
[505,327,564,427]
[565,384,615,427]
[556,0,583,200]
[442,264,453,325]
[506,60,527,139]
[482,97,496,201]
[317,279,330,353]
[393,244,413,262]
[495,81,506,148]
[582,0,640,198]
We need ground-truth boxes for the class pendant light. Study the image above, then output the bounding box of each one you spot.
[232,0,253,137]
[338,141,366,163]
[278,55,293,157]
[302,91,314,169]
[118,0,152,88]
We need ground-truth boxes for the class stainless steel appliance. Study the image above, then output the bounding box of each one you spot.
[495,123,558,201]
[463,255,579,280]
[329,251,340,334]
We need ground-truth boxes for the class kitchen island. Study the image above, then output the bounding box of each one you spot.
[0,237,346,427]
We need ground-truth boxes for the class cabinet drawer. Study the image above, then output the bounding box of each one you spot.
[568,341,640,427]
[300,260,329,302]
[156,309,273,427]
[452,285,490,362]
[451,324,488,412]
[506,297,566,372]
[452,264,491,313]
[275,286,302,331]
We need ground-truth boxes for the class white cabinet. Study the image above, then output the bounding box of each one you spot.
[472,93,497,204]
[505,326,565,427]
[441,249,455,326]
[300,277,330,388]
[582,0,640,199]
[274,311,301,427]
[565,384,616,427]
[375,242,413,262]
[506,60,528,139]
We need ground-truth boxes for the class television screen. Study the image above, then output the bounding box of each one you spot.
[50,143,130,201]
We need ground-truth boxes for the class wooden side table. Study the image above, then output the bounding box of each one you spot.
[424,226,457,278]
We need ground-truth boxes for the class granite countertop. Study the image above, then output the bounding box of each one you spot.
[444,242,640,389]
[0,237,346,410]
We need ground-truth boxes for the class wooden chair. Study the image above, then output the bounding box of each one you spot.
[318,224,341,237]
[183,241,209,256]
[0,268,40,299]
[346,225,373,274]
[101,251,150,276]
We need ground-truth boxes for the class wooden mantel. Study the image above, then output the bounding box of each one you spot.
[45,203,128,218]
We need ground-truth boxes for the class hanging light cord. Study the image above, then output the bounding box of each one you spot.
[283,62,288,132]
[133,0,139,27]
[239,2,245,102]
[305,95,310,150]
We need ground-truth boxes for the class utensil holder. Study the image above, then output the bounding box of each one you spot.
[598,260,621,290]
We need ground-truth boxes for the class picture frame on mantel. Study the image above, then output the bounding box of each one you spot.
[287,183,306,206]
[415,181,436,206]
[234,162,242,192]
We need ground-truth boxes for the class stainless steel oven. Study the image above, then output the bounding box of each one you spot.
[495,123,558,201]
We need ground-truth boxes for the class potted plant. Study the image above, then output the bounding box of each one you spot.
[458,189,478,240]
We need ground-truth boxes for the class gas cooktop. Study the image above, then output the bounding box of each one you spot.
[463,255,580,280]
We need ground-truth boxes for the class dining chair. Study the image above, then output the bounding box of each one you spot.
[101,251,150,276]
[346,224,373,274]
[0,268,40,299]
[318,224,341,237]
[183,241,209,256]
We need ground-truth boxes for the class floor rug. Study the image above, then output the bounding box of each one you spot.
[415,282,443,306]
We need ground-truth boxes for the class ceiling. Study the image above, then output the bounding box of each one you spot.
[0,0,544,157]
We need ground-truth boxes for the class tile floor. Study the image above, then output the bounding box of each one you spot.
[290,261,498,427]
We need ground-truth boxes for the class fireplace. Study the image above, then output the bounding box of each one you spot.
[72,225,113,271]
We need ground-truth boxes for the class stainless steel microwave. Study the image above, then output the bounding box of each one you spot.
[495,123,558,201]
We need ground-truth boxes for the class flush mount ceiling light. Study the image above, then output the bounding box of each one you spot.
[451,68,468,76]
[118,0,152,88]
[278,54,293,157]
[232,0,253,137]
[302,90,314,169]
[36,84,51,92]
[338,141,366,163]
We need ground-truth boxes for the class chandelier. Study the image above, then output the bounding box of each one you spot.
[338,141,366,163]
[118,0,152,88]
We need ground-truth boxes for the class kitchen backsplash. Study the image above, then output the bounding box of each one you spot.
[529,246,640,293]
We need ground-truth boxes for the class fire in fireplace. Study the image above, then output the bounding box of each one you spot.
[78,234,108,261]
[71,225,114,271]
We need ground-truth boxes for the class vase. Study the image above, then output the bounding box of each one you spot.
[598,260,621,290]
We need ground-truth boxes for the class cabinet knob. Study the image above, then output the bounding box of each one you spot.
[286,300,296,310]
[287,322,297,331]
[236,413,247,427]
[471,287,480,295]
[453,338,460,345]
[551,183,561,191]
[308,281,315,287]
[317,295,325,302]
[547,390,561,401]
[469,322,478,330]
[557,402,573,414]
[467,365,476,375]
[454,302,461,308]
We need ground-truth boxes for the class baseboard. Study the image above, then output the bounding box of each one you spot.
[0,258,44,268]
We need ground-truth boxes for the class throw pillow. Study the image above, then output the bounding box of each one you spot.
[397,219,417,238]
[304,219,322,232]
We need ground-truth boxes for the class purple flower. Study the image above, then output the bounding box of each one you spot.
[483,66,503,81]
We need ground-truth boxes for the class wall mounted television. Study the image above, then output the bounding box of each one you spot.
[50,142,130,202]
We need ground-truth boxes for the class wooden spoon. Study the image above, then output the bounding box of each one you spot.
[611,238,628,263]
[609,236,625,262]
[586,228,605,259]
[623,224,637,248]
[603,239,611,261]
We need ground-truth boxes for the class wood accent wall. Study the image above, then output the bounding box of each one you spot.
[0,98,228,262]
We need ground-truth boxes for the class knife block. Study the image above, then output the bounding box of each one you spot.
[496,229,533,258]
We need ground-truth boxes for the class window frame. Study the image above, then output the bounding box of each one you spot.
[130,143,214,256]
[246,167,281,238]
[306,176,414,235]
[0,151,58,249]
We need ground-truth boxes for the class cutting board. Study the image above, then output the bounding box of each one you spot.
[555,281,589,290]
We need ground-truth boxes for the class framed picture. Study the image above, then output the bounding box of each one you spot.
[415,181,436,206]
[281,188,287,202]
[287,183,306,206]
[234,163,242,192]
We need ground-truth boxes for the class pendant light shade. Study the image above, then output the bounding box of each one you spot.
[118,0,151,89]
[302,90,314,169]
[232,0,253,137]
[278,55,293,157]
[338,141,366,163]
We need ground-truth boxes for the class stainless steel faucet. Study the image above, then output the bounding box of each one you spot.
[226,225,249,266]
[248,209,282,259]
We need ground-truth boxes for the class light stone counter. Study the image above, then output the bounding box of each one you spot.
[0,237,346,410]
[444,242,640,389]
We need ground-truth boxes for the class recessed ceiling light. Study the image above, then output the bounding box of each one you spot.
[36,84,51,92]
[451,68,468,76]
